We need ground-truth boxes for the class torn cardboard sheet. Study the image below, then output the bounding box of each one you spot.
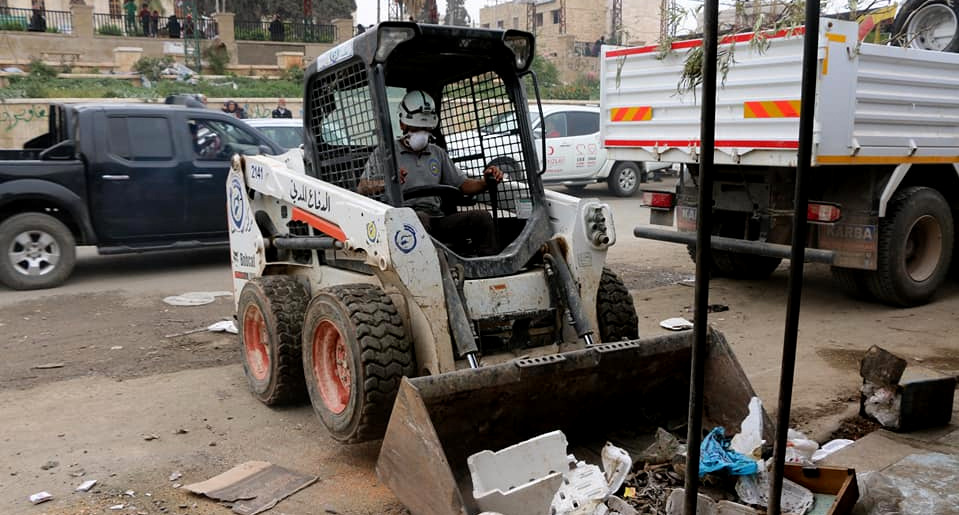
[185,461,318,515]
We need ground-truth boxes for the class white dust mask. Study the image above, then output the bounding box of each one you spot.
[406,131,430,151]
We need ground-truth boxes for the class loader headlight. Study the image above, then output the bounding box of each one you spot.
[504,31,534,71]
[375,25,416,62]
[586,205,615,248]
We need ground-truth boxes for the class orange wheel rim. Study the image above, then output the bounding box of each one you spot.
[242,304,270,382]
[313,320,350,414]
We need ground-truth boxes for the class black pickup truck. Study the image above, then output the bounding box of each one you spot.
[0,103,284,290]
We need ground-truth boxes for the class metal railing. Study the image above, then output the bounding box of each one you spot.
[94,13,217,39]
[0,7,72,33]
[234,20,334,43]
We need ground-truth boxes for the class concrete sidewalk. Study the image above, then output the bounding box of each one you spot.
[820,400,959,514]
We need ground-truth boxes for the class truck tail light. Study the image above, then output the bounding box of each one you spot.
[642,191,675,209]
[807,202,841,223]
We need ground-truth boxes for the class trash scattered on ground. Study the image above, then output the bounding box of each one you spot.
[677,278,696,287]
[785,429,819,465]
[40,461,58,470]
[174,428,189,435]
[736,469,814,513]
[852,471,902,515]
[467,430,635,515]
[207,320,238,334]
[813,439,854,463]
[29,491,52,504]
[32,363,65,369]
[660,317,694,331]
[110,346,123,350]
[142,434,159,441]
[165,320,238,338]
[169,471,182,481]
[185,461,317,515]
[729,397,763,459]
[109,504,125,510]
[163,291,232,307]
[684,304,730,314]
[700,428,758,477]
[76,479,97,492]
[859,345,956,431]
[125,489,136,496]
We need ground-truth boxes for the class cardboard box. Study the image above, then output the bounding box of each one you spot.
[783,464,859,515]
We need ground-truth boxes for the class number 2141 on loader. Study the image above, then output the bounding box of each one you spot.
[227,23,765,513]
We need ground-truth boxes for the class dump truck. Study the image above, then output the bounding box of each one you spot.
[602,17,959,307]
[227,22,769,513]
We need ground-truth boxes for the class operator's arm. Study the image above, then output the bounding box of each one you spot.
[357,147,386,195]
[437,148,503,195]
[357,177,384,195]
[460,165,504,195]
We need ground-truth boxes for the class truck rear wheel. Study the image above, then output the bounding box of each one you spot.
[867,187,953,307]
[608,162,641,197]
[0,213,76,290]
[238,276,309,405]
[596,267,639,342]
[892,0,959,52]
[302,284,414,443]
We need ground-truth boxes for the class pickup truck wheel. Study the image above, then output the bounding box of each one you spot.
[597,267,639,342]
[302,284,414,443]
[608,162,641,197]
[0,213,76,290]
[238,276,309,405]
[892,0,959,52]
[866,186,953,307]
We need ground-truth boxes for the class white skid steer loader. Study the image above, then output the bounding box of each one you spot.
[228,22,766,514]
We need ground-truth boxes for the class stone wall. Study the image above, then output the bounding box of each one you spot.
[0,98,304,149]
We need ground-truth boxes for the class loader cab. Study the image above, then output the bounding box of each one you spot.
[303,23,551,278]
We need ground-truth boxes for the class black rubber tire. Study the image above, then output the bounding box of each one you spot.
[865,186,954,307]
[302,284,414,443]
[596,267,639,342]
[0,213,76,290]
[892,0,959,52]
[607,162,642,197]
[238,276,309,405]
[831,266,872,300]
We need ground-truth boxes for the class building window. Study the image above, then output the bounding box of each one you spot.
[551,9,560,24]
[535,12,543,27]
[496,20,503,28]
[512,16,518,28]
[109,0,121,16]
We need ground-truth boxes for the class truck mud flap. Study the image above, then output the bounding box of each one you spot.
[376,327,770,515]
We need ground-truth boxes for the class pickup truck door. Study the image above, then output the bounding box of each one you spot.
[183,117,269,235]
[537,112,576,178]
[89,114,185,242]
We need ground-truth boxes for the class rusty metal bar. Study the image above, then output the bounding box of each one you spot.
[767,5,821,515]
[683,0,719,511]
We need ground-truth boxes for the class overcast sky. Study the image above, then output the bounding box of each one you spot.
[355,0,486,26]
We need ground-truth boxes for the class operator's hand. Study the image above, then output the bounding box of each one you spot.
[483,165,504,183]
[399,167,408,184]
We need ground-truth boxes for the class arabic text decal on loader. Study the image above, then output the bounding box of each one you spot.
[227,22,767,514]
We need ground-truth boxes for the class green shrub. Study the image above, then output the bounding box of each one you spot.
[281,65,304,83]
[45,26,60,33]
[97,24,123,36]
[28,58,59,80]
[134,55,175,82]
[235,28,267,41]
[0,20,27,31]
[202,43,230,75]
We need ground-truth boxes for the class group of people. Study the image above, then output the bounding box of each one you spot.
[215,99,292,120]
[122,0,201,39]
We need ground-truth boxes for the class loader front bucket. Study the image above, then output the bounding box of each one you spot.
[376,327,771,515]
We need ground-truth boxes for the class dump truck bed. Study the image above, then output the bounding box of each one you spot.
[600,18,959,168]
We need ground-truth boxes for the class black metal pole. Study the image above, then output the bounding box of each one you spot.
[767,5,820,515]
[683,0,719,511]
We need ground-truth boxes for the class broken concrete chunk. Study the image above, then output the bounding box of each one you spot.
[40,460,58,470]
[169,471,182,481]
[860,345,907,386]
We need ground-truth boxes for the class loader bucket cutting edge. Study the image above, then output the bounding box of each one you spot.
[376,327,771,515]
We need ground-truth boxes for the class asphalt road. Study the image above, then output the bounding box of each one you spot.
[1,182,957,514]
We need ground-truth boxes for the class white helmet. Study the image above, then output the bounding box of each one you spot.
[398,90,438,129]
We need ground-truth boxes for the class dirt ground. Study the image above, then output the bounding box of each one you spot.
[2,184,958,514]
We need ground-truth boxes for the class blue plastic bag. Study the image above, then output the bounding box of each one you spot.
[699,427,759,477]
